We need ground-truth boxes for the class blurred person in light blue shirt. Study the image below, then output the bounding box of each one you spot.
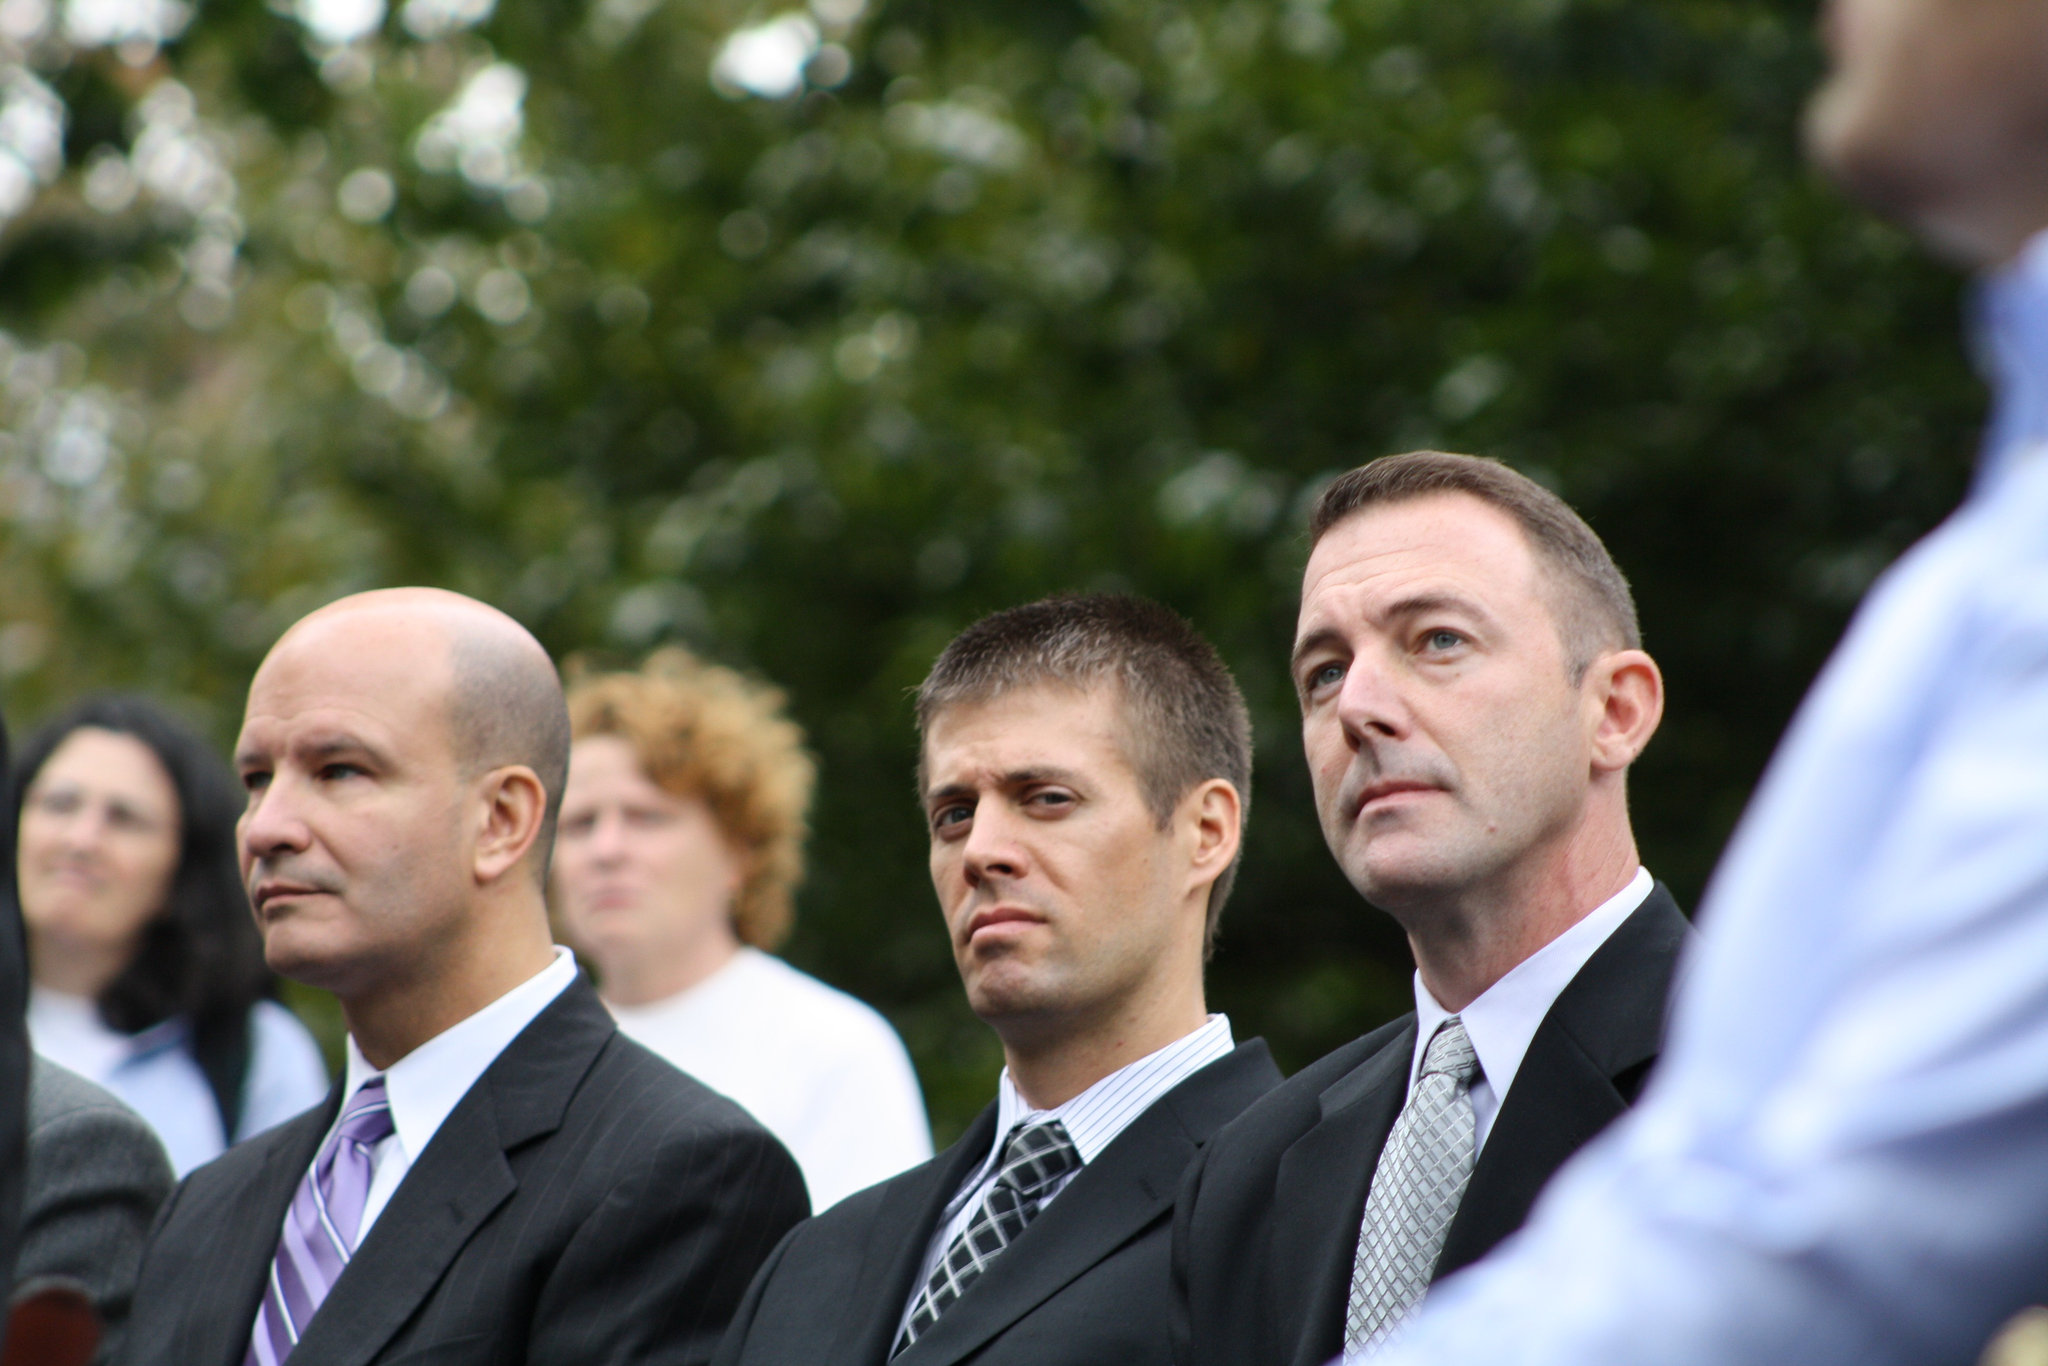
[15,696,328,1175]
[1354,3,2048,1365]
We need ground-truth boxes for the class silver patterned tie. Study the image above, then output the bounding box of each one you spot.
[1344,1016,1482,1356]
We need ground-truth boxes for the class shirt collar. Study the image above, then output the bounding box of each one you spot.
[990,1013,1235,1165]
[1411,867,1652,1103]
[339,946,578,1165]
[937,1012,1235,1224]
[1972,227,2048,492]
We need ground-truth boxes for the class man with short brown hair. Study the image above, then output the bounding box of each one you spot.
[716,594,1280,1366]
[1172,451,1688,1366]
[120,589,806,1366]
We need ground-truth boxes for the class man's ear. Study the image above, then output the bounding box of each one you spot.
[1183,778,1244,903]
[1586,649,1664,773]
[473,766,549,886]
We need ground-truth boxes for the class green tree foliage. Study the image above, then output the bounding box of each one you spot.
[0,0,1988,1135]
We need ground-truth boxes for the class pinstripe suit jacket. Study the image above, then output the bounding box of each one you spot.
[116,977,808,1366]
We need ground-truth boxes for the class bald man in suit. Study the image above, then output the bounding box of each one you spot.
[121,590,807,1366]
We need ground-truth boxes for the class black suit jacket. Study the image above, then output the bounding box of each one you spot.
[1172,888,1689,1366]
[118,976,808,1366]
[715,1040,1281,1366]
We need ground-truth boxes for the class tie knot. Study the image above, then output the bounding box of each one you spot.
[1419,1017,1479,1082]
[335,1077,395,1148]
[993,1119,1081,1200]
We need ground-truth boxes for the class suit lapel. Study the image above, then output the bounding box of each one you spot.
[284,977,618,1366]
[1434,1015,1624,1277]
[840,1105,1001,1366]
[194,1098,338,1366]
[903,1043,1281,1366]
[1273,1020,1415,1366]
[1435,887,1689,1277]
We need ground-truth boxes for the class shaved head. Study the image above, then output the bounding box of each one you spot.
[445,619,572,870]
[276,588,570,878]
[238,587,571,1057]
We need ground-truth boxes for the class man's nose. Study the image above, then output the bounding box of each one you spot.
[240,779,312,859]
[960,805,1028,886]
[1334,654,1413,747]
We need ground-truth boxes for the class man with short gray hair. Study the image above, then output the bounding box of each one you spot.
[1172,451,1689,1366]
[716,593,1282,1366]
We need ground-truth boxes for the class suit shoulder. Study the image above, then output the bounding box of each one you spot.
[584,1031,779,1134]
[1543,887,1692,1075]
[175,1105,324,1196]
[1195,1017,1411,1170]
[28,1059,151,1136]
[753,1138,957,1276]
[25,1060,173,1197]
[784,1147,928,1242]
[1251,1017,1411,1117]
[1637,883,1694,953]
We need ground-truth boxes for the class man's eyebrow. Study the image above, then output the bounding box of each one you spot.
[301,733,381,760]
[924,781,975,809]
[1290,626,1347,675]
[1381,591,1490,624]
[923,766,1088,806]
[254,733,392,771]
[999,765,1086,790]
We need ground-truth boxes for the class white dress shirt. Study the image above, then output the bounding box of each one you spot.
[1363,231,2048,1366]
[330,948,577,1239]
[608,946,932,1211]
[28,987,331,1176]
[1409,868,1650,1152]
[897,1013,1236,1340]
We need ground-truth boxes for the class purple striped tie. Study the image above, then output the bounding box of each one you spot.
[245,1077,394,1366]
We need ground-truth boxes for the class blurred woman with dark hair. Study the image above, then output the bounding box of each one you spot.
[12,695,328,1175]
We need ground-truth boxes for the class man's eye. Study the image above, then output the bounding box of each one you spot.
[932,804,972,831]
[1305,662,1344,692]
[1422,630,1464,652]
[1025,790,1075,812]
[319,763,364,781]
[241,771,270,794]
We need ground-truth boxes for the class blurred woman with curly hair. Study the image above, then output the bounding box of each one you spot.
[551,648,929,1210]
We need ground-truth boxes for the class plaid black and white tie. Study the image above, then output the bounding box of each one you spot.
[1343,1016,1482,1357]
[893,1119,1082,1355]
